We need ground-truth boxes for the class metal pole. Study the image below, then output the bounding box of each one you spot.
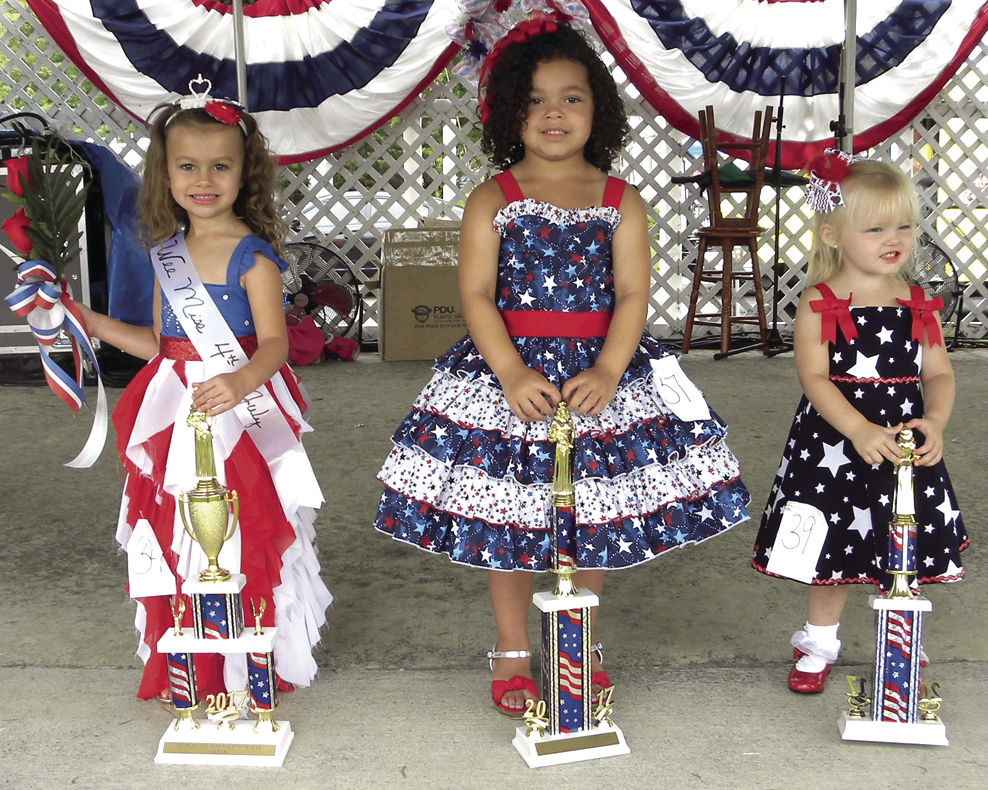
[840,0,856,152]
[232,0,248,109]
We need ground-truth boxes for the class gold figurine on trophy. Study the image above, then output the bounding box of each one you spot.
[888,429,919,599]
[548,402,578,597]
[178,407,240,582]
[251,597,266,636]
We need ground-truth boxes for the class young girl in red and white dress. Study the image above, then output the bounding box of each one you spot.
[78,81,331,700]
[752,155,967,693]
[376,17,749,717]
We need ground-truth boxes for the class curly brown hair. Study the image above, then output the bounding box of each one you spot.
[138,104,287,255]
[480,24,628,172]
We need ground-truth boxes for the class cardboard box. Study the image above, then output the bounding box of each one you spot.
[379,224,466,361]
[379,265,467,360]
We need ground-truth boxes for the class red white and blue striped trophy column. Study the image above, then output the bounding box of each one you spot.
[512,402,629,767]
[165,598,199,732]
[839,429,948,745]
[155,408,294,766]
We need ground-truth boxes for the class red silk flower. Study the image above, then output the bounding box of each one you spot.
[3,155,32,197]
[205,100,242,126]
[2,208,33,255]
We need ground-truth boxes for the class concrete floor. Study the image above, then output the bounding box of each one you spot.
[1,347,985,789]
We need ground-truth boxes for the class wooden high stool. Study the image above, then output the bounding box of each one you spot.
[682,105,774,357]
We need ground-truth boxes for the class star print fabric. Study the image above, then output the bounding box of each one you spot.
[753,290,967,588]
[376,175,750,571]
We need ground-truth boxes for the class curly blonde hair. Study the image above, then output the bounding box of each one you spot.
[138,104,287,255]
[806,159,919,286]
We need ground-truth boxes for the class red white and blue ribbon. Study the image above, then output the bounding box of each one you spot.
[25,0,459,164]
[582,0,988,169]
[4,259,107,468]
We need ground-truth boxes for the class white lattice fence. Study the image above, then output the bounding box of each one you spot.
[2,0,987,344]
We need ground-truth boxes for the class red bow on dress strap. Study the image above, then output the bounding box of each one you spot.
[810,291,858,343]
[896,286,944,346]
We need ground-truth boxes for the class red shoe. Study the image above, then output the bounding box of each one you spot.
[276,676,295,693]
[491,675,538,718]
[488,645,536,718]
[788,662,830,693]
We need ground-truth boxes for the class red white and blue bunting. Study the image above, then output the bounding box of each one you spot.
[584,0,988,169]
[26,0,459,164]
[24,1,988,167]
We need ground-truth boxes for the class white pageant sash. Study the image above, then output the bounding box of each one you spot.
[150,233,296,458]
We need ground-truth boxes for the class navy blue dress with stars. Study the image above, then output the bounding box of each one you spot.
[376,172,750,571]
[753,283,967,588]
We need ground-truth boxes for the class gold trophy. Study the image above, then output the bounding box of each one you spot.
[178,407,240,582]
[887,429,919,599]
[547,402,577,597]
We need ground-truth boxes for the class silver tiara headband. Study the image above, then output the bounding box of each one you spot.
[805,148,859,214]
[165,74,247,132]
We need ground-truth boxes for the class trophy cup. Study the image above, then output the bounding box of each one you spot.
[178,408,245,640]
[838,429,948,746]
[512,403,630,767]
[153,409,295,766]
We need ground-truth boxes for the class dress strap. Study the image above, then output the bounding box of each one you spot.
[602,177,625,209]
[494,171,524,204]
[809,282,858,344]
[895,284,944,347]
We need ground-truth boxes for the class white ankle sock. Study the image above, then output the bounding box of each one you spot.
[795,622,840,672]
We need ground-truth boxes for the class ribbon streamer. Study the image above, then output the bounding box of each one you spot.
[810,289,858,344]
[4,259,107,468]
[896,286,944,347]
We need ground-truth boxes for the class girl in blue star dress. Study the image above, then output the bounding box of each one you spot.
[752,158,967,694]
[375,23,749,716]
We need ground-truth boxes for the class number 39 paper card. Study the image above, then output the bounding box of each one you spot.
[765,501,829,583]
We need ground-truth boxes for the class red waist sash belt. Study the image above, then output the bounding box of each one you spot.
[159,335,258,361]
[499,310,612,337]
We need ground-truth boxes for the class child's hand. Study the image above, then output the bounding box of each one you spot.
[500,366,561,422]
[905,417,945,466]
[848,421,903,466]
[192,371,251,416]
[562,366,619,416]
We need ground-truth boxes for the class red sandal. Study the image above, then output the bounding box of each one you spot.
[488,646,537,718]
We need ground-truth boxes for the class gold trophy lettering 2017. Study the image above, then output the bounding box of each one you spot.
[178,407,240,582]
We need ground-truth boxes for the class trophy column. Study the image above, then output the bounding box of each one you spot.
[839,429,948,746]
[512,403,630,767]
[153,408,295,766]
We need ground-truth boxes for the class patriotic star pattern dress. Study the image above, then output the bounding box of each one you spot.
[376,172,750,571]
[753,283,968,588]
[112,235,332,699]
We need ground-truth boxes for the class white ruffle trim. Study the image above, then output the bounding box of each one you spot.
[494,200,620,233]
[378,439,742,528]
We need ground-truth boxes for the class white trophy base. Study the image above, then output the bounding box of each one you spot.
[155,717,294,766]
[157,626,278,654]
[512,723,629,768]
[839,712,948,746]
